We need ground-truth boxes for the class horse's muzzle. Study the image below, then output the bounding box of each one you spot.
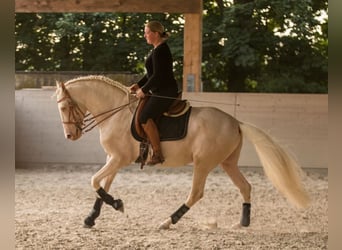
[65,130,81,141]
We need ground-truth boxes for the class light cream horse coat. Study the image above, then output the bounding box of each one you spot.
[55,75,310,229]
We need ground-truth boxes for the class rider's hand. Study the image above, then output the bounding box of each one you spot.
[129,83,139,94]
[136,88,145,99]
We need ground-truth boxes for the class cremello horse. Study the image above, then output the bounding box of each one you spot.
[55,75,310,229]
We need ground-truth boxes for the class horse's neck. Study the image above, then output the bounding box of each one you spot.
[68,80,130,118]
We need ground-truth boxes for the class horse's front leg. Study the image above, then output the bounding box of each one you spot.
[84,158,124,228]
[91,160,124,212]
[84,197,103,228]
[84,173,116,228]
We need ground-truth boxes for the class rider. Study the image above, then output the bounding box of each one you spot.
[130,21,179,165]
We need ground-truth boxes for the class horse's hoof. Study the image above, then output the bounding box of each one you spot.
[202,217,218,229]
[158,218,172,230]
[118,204,124,213]
[113,199,124,213]
[84,217,95,228]
[231,222,242,230]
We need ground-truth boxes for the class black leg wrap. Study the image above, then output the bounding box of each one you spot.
[240,203,251,227]
[84,198,103,227]
[171,204,190,224]
[96,187,124,211]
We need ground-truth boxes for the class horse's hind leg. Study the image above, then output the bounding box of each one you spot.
[159,164,212,230]
[220,139,252,227]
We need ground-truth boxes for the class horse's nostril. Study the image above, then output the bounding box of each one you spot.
[67,134,72,139]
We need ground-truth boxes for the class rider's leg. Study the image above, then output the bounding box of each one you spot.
[141,118,164,165]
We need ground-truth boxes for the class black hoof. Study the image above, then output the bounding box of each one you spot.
[113,199,124,213]
[84,217,95,228]
[240,203,251,227]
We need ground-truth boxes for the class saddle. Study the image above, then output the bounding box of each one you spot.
[133,93,190,139]
[131,93,191,169]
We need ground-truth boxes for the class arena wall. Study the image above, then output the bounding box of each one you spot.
[15,88,327,168]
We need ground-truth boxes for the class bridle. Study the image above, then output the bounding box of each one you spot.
[57,86,86,133]
[56,83,138,134]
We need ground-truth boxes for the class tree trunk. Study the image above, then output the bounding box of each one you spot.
[227,64,247,92]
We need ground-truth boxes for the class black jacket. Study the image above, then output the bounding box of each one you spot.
[137,42,178,96]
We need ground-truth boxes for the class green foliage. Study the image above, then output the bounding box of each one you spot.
[202,0,328,93]
[15,12,184,83]
[248,74,327,93]
[15,0,328,93]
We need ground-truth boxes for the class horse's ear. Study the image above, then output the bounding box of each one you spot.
[56,81,65,90]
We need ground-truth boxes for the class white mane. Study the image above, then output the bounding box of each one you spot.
[64,75,130,95]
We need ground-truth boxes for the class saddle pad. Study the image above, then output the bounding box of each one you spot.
[131,107,192,142]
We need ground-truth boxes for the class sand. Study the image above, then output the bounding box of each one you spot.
[15,164,328,249]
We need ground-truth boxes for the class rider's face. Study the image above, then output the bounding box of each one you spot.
[144,26,159,45]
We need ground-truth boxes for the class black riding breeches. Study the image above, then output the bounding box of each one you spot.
[139,95,174,124]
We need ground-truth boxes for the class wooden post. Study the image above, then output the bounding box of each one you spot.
[183,12,202,92]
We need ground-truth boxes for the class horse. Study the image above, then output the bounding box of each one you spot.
[54,75,310,229]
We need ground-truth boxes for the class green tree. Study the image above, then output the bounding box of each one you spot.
[202,0,328,93]
[15,0,328,93]
[15,12,184,80]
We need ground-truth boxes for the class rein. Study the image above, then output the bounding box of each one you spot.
[82,102,136,133]
[144,93,240,106]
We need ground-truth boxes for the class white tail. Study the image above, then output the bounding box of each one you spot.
[239,122,310,209]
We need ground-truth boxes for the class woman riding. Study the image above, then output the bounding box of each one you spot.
[130,21,179,165]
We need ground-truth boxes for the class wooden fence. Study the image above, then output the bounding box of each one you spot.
[15,87,327,169]
[15,71,139,89]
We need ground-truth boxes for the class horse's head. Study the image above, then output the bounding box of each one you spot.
[55,81,87,141]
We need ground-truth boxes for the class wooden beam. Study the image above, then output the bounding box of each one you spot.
[15,0,201,13]
[183,13,202,92]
